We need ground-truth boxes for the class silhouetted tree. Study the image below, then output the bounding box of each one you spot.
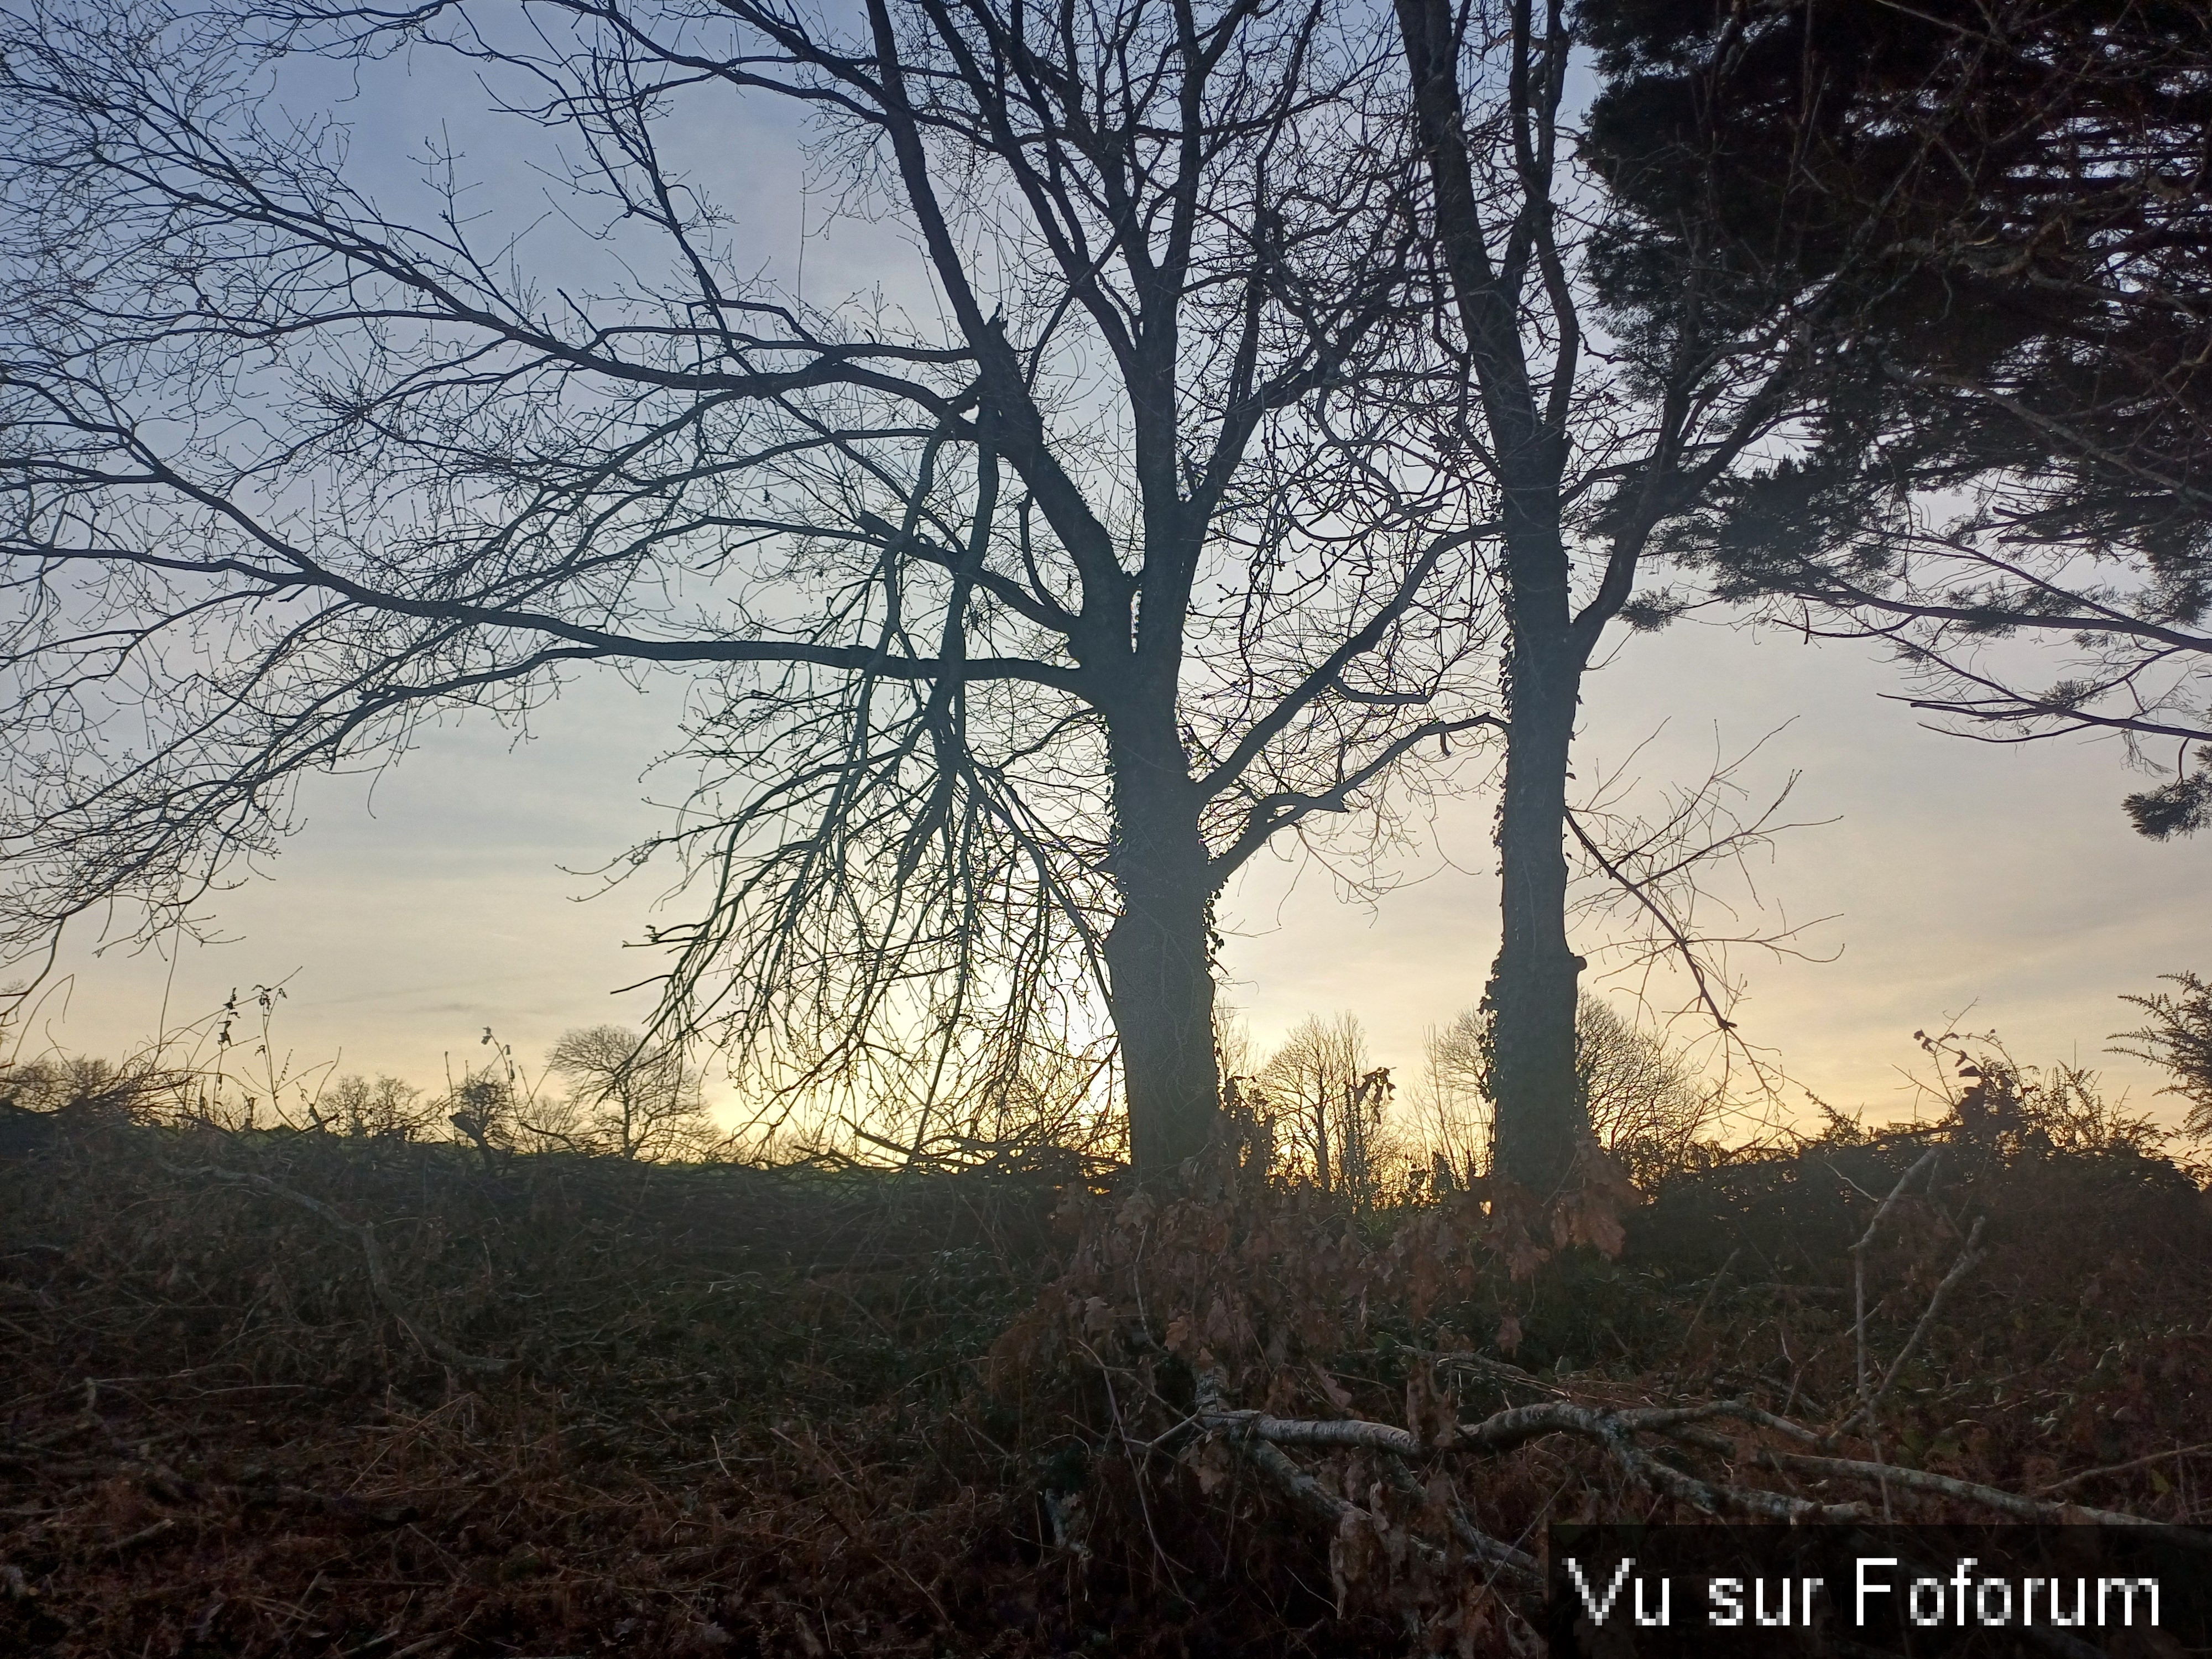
[313,1074,436,1141]
[0,0,1503,1178]
[1388,0,1868,1191]
[538,1024,712,1160]
[1257,1011,1392,1202]
[1420,992,1718,1185]
[1580,0,2212,834]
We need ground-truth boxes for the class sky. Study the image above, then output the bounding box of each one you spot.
[29,606,2211,1133]
[14,9,2212,1138]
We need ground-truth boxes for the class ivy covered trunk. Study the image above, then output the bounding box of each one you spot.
[1486,606,1589,1197]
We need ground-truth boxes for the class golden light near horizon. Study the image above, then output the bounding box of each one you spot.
[6,0,2210,1161]
[30,610,2212,1139]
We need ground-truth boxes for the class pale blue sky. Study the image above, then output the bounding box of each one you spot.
[15,11,2211,1134]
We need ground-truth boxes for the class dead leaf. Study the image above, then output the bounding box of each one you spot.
[1406,1360,1457,1446]
[1311,1363,1355,1414]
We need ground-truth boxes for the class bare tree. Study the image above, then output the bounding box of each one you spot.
[535,1023,713,1161]
[1385,0,1882,1192]
[1417,992,1719,1186]
[1256,1010,1392,1203]
[1572,998,1719,1188]
[312,1073,436,1141]
[1411,1002,1489,1186]
[0,0,1506,1177]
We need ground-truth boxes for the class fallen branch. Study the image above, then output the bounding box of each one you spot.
[1606,1427,1866,1524]
[1196,1371,1542,1596]
[1451,1396,1820,1457]
[160,1161,510,1376]
[1373,1454,1544,1591]
[1195,1370,2204,1578]
[1198,1386,1867,1535]
[2036,1441,2212,1496]
[1446,1506,1545,1590]
[1205,1410,1423,1458]
[1206,1391,1828,1468]
[1240,1433,1366,1531]
[1747,1449,2212,1547]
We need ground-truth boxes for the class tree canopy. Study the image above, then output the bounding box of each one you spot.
[1582,0,2212,832]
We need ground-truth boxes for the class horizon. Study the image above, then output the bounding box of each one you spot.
[7,0,2208,1151]
[25,607,2209,1143]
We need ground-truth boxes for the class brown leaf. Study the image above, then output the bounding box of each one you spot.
[1547,1138,1641,1258]
[1485,1183,1554,1280]
[1202,1296,1236,1348]
[1406,1360,1457,1446]
[1182,1436,1234,1494]
[1551,1187,1626,1258]
[1311,1363,1355,1414]
[1495,1312,1523,1356]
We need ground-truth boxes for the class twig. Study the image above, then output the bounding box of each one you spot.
[1677,1248,1741,1356]
[1834,1214,1985,1438]
[107,1517,177,1556]
[237,1483,420,1527]
[1416,1349,1567,1399]
[1845,1148,1940,1420]
[1373,1455,1543,1592]
[1612,1400,1825,1442]
[160,1161,509,1375]
[2036,1441,2212,1496]
[1083,1339,1182,1583]
[1747,1450,2212,1547]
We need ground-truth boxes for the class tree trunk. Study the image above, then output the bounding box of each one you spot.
[1390,0,1592,1198]
[1488,609,1590,1197]
[1103,724,1222,1181]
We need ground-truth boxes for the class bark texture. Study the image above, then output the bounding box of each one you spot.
[1103,719,1221,1178]
[1487,630,1587,1194]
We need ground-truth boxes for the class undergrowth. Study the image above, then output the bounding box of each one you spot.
[1,1082,2207,1656]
